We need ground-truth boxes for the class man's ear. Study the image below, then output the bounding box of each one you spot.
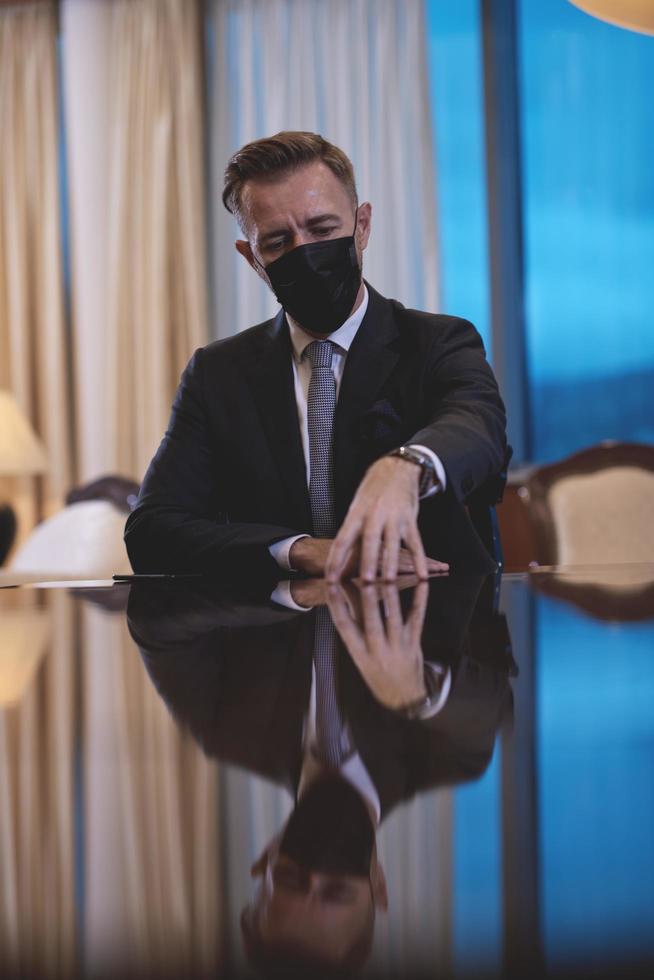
[235,239,256,269]
[356,201,372,252]
[236,239,270,285]
[250,847,269,878]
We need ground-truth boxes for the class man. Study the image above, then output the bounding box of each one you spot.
[125,132,507,580]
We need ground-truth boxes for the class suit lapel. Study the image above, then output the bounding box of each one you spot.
[241,310,312,531]
[333,285,400,518]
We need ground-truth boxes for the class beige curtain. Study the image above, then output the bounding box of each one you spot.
[106,0,209,479]
[0,11,76,975]
[0,1,73,544]
[82,607,222,977]
[0,592,223,978]
[0,590,76,980]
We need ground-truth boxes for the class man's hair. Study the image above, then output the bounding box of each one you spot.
[222,131,358,232]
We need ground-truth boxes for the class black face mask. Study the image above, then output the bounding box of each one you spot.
[263,218,361,335]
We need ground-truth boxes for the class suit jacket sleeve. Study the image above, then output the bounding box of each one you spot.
[124,349,301,574]
[408,315,508,502]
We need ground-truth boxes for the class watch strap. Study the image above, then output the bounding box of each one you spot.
[388,446,439,498]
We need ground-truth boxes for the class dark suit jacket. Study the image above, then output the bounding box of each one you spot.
[128,575,513,820]
[124,284,507,575]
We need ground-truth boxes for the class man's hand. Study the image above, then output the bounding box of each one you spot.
[289,537,356,577]
[327,580,429,710]
[325,456,449,582]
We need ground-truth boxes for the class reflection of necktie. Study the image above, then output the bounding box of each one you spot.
[305,341,337,537]
[313,606,351,768]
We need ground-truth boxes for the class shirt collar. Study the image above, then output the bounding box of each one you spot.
[287,284,369,363]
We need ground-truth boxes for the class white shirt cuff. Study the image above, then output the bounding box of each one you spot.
[268,534,310,571]
[415,664,452,720]
[408,444,447,496]
[270,580,312,611]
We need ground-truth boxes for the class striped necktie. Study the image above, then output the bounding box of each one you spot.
[305,340,337,537]
[313,606,352,768]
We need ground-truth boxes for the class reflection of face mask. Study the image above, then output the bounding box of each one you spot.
[280,774,375,876]
[264,216,361,335]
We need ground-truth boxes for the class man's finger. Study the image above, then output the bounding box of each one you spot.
[381,524,401,581]
[382,584,403,648]
[360,521,384,583]
[426,555,449,573]
[326,585,368,661]
[407,580,429,647]
[326,515,361,581]
[397,547,417,571]
[339,580,363,622]
[360,582,386,646]
[404,523,429,580]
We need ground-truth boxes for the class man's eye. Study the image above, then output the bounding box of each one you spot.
[321,881,357,904]
[314,227,336,237]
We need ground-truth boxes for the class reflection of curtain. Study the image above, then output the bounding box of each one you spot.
[221,769,293,973]
[83,608,222,977]
[105,0,208,479]
[209,0,440,340]
[375,792,453,974]
[0,591,76,980]
[0,2,73,543]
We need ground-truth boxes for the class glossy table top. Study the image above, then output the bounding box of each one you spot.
[1,564,653,979]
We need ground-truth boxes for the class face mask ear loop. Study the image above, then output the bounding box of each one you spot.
[251,246,268,278]
[352,206,362,275]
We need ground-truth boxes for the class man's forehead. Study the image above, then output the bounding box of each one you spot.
[240,161,353,228]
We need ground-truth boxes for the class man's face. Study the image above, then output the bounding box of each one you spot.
[235,160,372,277]
[244,839,387,970]
[258,850,376,961]
[243,777,388,969]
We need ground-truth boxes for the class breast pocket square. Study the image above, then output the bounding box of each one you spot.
[359,399,404,442]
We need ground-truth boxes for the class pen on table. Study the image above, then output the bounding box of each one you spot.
[112,573,203,581]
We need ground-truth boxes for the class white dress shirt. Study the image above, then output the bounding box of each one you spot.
[269,285,447,570]
[298,662,381,824]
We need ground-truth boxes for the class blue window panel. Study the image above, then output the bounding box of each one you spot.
[536,599,654,967]
[518,0,654,461]
[427,0,491,353]
[453,751,503,977]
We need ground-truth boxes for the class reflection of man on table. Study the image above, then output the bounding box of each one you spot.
[125,131,507,580]
[129,575,513,974]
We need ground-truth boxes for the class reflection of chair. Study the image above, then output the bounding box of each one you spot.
[511,442,654,567]
[530,566,654,622]
[0,504,17,566]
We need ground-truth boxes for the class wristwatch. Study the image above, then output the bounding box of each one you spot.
[388,445,439,498]
[400,663,450,720]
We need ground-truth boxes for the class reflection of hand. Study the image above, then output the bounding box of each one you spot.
[289,578,329,609]
[327,580,429,710]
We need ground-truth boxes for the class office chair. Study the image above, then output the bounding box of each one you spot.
[467,445,514,569]
[517,441,654,566]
